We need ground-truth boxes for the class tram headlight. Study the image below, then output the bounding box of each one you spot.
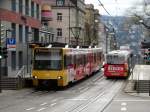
[57,76,63,79]
[33,76,38,79]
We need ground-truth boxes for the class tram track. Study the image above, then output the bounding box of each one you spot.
[31,73,119,112]
[66,71,104,91]
[0,71,125,112]
[62,79,118,112]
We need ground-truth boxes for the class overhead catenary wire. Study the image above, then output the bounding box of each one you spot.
[97,0,111,16]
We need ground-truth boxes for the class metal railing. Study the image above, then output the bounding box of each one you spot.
[16,66,26,78]
[149,76,150,96]
[137,68,140,93]
[16,66,26,89]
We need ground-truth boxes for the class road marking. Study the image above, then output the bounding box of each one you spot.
[50,103,57,106]
[26,107,35,111]
[67,98,87,101]
[79,87,85,90]
[121,102,127,106]
[121,107,127,111]
[40,102,47,106]
[37,108,46,111]
[81,87,89,93]
[51,99,58,102]
[115,99,150,102]
[93,77,100,82]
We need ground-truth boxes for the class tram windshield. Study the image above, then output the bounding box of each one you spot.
[106,55,125,64]
[34,49,62,70]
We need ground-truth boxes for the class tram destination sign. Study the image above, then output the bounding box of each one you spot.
[35,48,61,53]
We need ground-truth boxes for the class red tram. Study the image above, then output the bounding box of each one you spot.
[104,50,133,78]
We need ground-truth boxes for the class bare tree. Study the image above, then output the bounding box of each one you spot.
[125,0,150,29]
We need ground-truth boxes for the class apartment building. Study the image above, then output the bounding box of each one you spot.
[85,4,102,46]
[0,0,41,76]
[42,0,85,46]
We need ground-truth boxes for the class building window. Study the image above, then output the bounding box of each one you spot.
[11,51,16,70]
[31,1,34,17]
[25,26,29,43]
[19,51,23,69]
[11,23,16,38]
[57,13,62,21]
[57,28,62,37]
[36,4,39,19]
[19,25,23,42]
[25,0,29,15]
[11,0,16,11]
[56,0,65,6]
[19,0,23,13]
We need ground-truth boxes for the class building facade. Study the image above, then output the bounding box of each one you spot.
[42,0,85,46]
[84,4,95,46]
[84,4,101,46]
[98,23,107,53]
[0,0,41,76]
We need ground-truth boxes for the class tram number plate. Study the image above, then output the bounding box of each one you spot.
[111,73,119,75]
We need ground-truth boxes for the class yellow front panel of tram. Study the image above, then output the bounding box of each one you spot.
[32,70,68,86]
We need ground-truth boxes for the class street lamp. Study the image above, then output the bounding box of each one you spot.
[93,19,99,46]
[95,19,99,23]
[109,32,116,50]
[139,19,150,29]
[70,26,81,46]
[5,29,13,76]
[105,28,109,54]
[139,20,143,24]
[0,21,4,93]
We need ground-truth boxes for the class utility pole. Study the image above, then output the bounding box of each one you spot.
[76,0,78,46]
[5,29,12,76]
[70,0,81,46]
[105,28,108,54]
[0,20,2,93]
[68,0,71,45]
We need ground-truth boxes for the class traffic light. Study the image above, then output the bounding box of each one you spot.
[148,48,150,55]
[144,57,147,60]
[2,47,8,58]
[1,24,5,38]
[0,46,2,59]
[0,47,8,59]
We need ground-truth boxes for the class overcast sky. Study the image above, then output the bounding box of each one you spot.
[85,0,143,16]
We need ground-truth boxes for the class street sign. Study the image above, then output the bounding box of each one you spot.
[7,38,16,50]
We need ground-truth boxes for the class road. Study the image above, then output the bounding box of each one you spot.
[104,65,150,112]
[104,85,150,112]
[0,70,149,112]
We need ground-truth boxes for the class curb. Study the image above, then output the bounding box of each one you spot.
[124,80,150,98]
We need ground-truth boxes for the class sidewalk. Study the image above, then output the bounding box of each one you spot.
[0,88,34,98]
[124,64,150,98]
[0,89,34,110]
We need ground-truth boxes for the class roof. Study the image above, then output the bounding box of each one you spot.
[107,50,131,57]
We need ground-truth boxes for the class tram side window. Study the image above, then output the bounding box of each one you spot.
[81,54,85,65]
[83,54,86,65]
[76,55,80,66]
[99,52,102,62]
[97,52,100,62]
[94,52,97,63]
[64,55,71,69]
[76,54,83,66]
[73,55,76,68]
